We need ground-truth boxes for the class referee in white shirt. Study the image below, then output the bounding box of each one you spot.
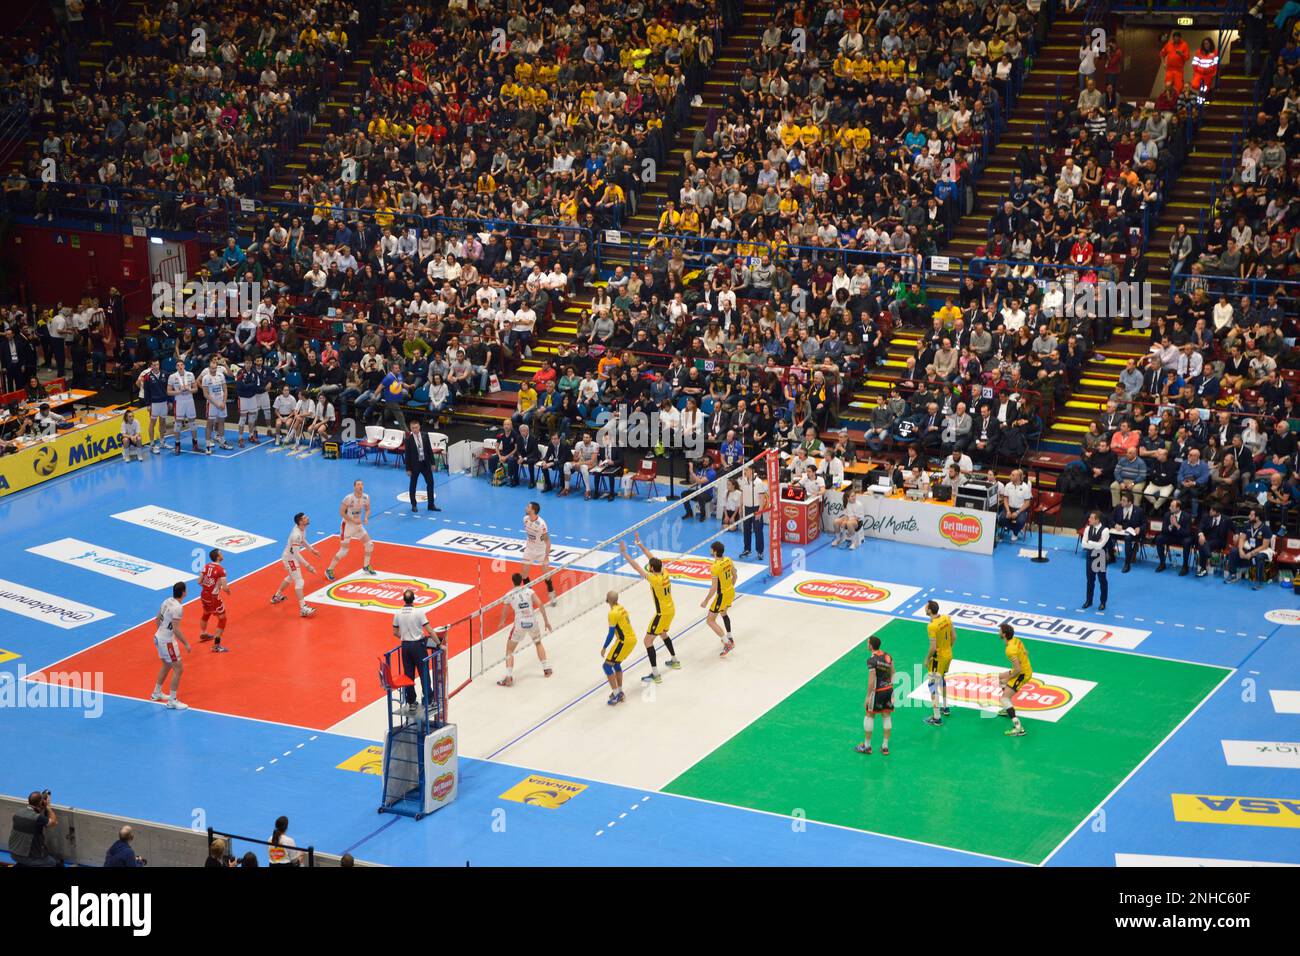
[393,590,437,713]
[737,463,769,559]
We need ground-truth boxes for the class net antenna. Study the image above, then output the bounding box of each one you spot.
[441,449,783,698]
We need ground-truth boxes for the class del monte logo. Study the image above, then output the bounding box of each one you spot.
[660,557,712,580]
[430,735,455,765]
[793,577,889,605]
[945,671,1074,711]
[326,576,446,610]
[430,772,456,802]
[939,512,983,546]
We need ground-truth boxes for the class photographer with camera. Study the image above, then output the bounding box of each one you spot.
[7,789,61,866]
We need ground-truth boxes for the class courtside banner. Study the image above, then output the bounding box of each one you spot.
[417,528,618,570]
[904,657,1096,723]
[764,570,921,612]
[612,552,767,589]
[1221,740,1300,770]
[0,578,114,629]
[1115,852,1299,867]
[111,505,275,553]
[305,570,472,616]
[857,496,995,555]
[27,538,194,590]
[0,408,148,498]
[912,599,1151,649]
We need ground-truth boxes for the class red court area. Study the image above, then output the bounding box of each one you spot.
[29,540,592,729]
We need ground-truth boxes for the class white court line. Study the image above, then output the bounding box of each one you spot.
[1038,665,1237,867]
[22,539,336,674]
[483,752,1025,866]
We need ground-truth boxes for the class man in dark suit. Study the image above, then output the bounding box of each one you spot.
[1109,490,1146,572]
[2,326,34,393]
[1194,503,1231,577]
[592,427,625,500]
[537,431,573,493]
[1155,498,1192,575]
[403,419,441,512]
[515,423,542,488]
[970,405,1000,466]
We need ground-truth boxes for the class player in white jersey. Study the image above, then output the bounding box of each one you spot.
[271,512,320,616]
[167,364,200,454]
[496,572,553,687]
[521,500,556,606]
[326,480,376,580]
[149,582,192,710]
[198,356,233,453]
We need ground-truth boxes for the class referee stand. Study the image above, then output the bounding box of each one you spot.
[377,639,459,820]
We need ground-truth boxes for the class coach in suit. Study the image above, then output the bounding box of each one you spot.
[1109,490,1145,572]
[1194,504,1231,577]
[1155,498,1193,575]
[592,429,625,499]
[537,431,573,493]
[515,423,542,487]
[403,419,441,512]
[970,405,1001,466]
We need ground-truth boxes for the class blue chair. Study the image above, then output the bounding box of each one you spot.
[285,371,302,389]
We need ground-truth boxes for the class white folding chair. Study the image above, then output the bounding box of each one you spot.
[359,425,385,464]
[430,431,450,471]
[379,428,405,466]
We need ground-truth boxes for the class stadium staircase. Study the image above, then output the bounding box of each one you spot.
[449,2,766,428]
[832,6,1088,485]
[1039,40,1257,448]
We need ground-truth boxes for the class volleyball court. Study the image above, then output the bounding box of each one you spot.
[433,454,822,776]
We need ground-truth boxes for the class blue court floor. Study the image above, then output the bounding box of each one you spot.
[1,435,1296,866]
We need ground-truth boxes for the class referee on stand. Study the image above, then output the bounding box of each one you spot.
[393,590,438,714]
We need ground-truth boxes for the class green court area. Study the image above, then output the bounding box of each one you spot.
[664,618,1228,864]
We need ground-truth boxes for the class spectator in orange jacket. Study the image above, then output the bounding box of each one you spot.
[1160,31,1190,92]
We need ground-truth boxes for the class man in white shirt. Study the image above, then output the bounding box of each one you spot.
[168,365,199,454]
[46,308,69,376]
[393,588,439,713]
[496,572,553,688]
[998,468,1034,542]
[569,431,600,499]
[32,403,64,436]
[150,582,192,710]
[198,356,232,453]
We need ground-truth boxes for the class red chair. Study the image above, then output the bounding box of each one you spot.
[628,457,659,497]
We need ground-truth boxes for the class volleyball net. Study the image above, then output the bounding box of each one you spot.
[440,450,781,700]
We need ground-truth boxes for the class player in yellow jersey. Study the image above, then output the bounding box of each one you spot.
[700,540,737,656]
[998,623,1031,737]
[602,591,637,706]
[618,533,680,683]
[922,600,956,726]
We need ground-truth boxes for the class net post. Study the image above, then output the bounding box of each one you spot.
[765,448,782,577]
